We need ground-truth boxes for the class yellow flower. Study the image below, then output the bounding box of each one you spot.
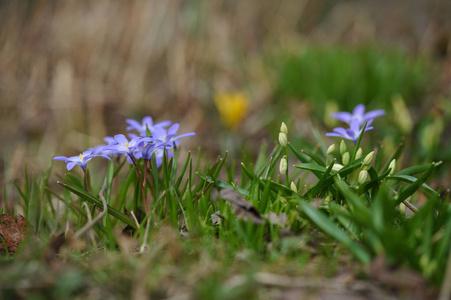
[214,92,249,130]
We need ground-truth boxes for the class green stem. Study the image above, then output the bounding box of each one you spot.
[351,122,368,162]
[83,169,91,195]
[130,155,148,213]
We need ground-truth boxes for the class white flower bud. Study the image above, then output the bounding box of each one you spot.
[279,156,287,174]
[278,132,288,147]
[280,122,288,134]
[358,170,369,185]
[355,147,363,160]
[339,140,347,155]
[342,151,350,166]
[362,151,374,169]
[332,163,344,172]
[388,159,396,175]
[324,195,332,204]
[327,144,335,155]
[290,181,298,193]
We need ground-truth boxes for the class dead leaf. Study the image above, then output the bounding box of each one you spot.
[265,212,288,226]
[369,255,437,299]
[219,189,264,224]
[0,214,29,253]
[212,211,225,226]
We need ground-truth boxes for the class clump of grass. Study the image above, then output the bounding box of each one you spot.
[273,45,433,116]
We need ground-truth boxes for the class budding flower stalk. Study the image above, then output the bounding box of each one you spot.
[362,151,374,170]
[340,140,347,155]
[290,181,298,193]
[355,147,363,160]
[388,159,396,175]
[279,132,288,147]
[358,170,369,185]
[327,144,335,156]
[342,151,350,166]
[279,156,287,174]
[332,163,344,172]
[280,122,288,134]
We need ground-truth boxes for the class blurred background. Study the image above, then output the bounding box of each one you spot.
[1,0,450,192]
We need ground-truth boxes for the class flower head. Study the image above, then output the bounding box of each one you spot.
[126,116,171,137]
[331,104,385,127]
[53,150,111,171]
[214,92,249,130]
[133,140,163,160]
[105,134,151,163]
[326,118,374,144]
[152,123,195,149]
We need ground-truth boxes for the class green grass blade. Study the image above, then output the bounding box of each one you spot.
[57,181,137,229]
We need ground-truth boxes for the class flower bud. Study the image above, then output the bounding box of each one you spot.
[362,151,374,169]
[355,147,363,160]
[358,170,369,185]
[280,122,288,134]
[279,156,287,174]
[399,202,406,215]
[339,140,347,155]
[278,132,288,147]
[388,159,396,175]
[290,181,297,193]
[324,195,332,204]
[332,163,344,172]
[327,144,335,156]
[342,151,350,166]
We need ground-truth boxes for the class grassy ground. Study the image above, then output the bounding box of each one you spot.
[1,1,451,299]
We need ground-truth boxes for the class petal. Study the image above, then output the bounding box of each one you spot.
[154,120,172,128]
[326,132,345,138]
[331,112,352,123]
[353,104,365,117]
[168,123,180,136]
[364,110,385,122]
[53,156,69,161]
[350,118,360,132]
[114,134,129,146]
[104,136,117,145]
[142,116,153,127]
[125,119,143,132]
[82,150,93,156]
[152,127,166,140]
[331,127,349,136]
[174,132,196,139]
[66,162,78,171]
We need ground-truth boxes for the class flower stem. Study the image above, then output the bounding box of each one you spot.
[285,147,289,187]
[130,155,148,213]
[83,169,92,194]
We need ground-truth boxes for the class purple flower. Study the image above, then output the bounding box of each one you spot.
[105,134,151,163]
[53,151,111,171]
[326,118,374,144]
[331,104,385,127]
[87,144,112,156]
[152,123,195,148]
[104,136,118,145]
[126,116,171,137]
[133,140,163,160]
[154,148,174,168]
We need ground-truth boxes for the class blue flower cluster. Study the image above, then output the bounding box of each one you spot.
[54,117,195,171]
[326,104,385,143]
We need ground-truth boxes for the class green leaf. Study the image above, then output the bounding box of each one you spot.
[306,159,335,197]
[393,162,440,205]
[57,181,137,229]
[302,150,325,166]
[387,174,440,198]
[297,200,371,264]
